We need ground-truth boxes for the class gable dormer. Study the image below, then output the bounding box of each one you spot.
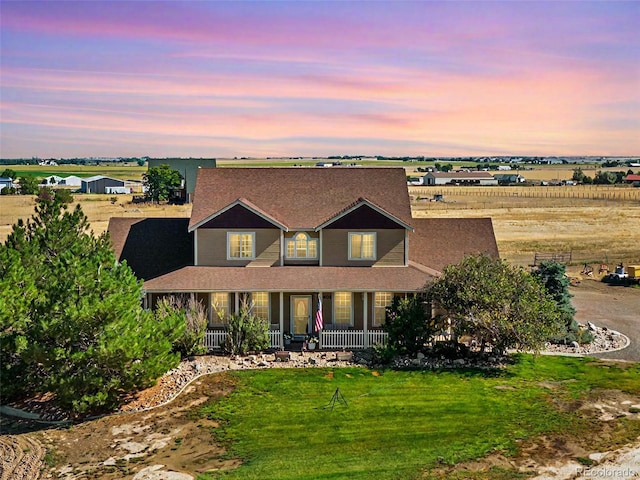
[316,199,413,267]
[191,199,285,267]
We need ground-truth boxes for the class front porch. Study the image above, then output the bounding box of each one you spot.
[204,328,389,351]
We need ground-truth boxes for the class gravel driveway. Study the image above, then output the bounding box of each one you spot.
[571,277,640,362]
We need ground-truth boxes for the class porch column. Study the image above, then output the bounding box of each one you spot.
[207,293,212,326]
[280,230,284,266]
[235,292,240,314]
[317,291,323,348]
[363,292,369,348]
[279,292,284,345]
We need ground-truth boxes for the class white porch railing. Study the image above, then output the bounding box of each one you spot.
[269,330,282,349]
[320,330,388,350]
[204,330,227,350]
[367,330,388,347]
[205,329,282,350]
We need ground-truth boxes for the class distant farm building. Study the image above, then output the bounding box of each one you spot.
[81,175,128,194]
[60,175,82,187]
[0,177,14,192]
[493,173,526,184]
[147,158,217,203]
[423,171,498,186]
[407,176,424,186]
[42,175,83,187]
[625,174,640,186]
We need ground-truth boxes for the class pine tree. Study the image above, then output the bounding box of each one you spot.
[0,196,183,414]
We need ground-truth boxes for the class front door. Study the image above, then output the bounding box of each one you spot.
[291,295,311,338]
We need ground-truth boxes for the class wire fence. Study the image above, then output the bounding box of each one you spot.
[410,185,640,202]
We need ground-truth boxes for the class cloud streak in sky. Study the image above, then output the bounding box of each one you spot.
[1,0,638,158]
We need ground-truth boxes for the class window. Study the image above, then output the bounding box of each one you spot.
[285,232,318,259]
[349,232,376,260]
[333,292,353,325]
[211,292,230,324]
[227,232,255,260]
[251,292,270,322]
[373,292,393,327]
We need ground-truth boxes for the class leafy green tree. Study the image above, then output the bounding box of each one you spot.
[17,176,39,194]
[0,196,182,414]
[572,167,586,183]
[142,164,182,202]
[425,254,562,354]
[1,168,16,179]
[383,295,446,355]
[593,171,616,184]
[53,188,74,204]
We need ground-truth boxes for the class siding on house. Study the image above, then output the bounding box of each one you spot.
[321,229,405,267]
[196,228,280,267]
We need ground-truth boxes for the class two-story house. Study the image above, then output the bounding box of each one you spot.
[108,167,499,350]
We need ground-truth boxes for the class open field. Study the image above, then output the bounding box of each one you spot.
[0,194,192,244]
[2,185,638,267]
[411,185,640,266]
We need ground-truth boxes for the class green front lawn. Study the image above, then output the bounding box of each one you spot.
[197,355,640,480]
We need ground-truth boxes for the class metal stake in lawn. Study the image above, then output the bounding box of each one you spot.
[322,388,348,411]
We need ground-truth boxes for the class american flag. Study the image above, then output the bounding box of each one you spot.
[314,295,323,332]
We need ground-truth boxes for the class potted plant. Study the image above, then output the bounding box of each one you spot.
[283,332,293,345]
[306,335,319,351]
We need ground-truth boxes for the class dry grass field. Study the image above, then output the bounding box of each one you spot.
[0,195,192,244]
[2,185,638,268]
[411,185,640,266]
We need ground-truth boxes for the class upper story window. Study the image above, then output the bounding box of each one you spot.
[227,232,255,260]
[286,232,318,259]
[211,292,230,325]
[373,292,393,327]
[349,232,376,260]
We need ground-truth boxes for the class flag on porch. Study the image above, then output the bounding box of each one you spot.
[314,295,323,332]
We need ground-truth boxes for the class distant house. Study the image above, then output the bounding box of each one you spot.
[625,174,640,186]
[423,171,498,186]
[493,173,526,184]
[80,175,127,194]
[0,177,14,192]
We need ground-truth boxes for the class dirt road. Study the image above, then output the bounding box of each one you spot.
[570,274,640,362]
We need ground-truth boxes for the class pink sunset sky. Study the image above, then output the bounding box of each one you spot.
[1,1,638,158]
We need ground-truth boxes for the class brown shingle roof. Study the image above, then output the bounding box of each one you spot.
[108,217,193,280]
[189,167,412,231]
[143,265,434,293]
[409,218,499,273]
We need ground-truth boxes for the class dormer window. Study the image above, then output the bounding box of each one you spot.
[349,232,376,260]
[227,232,255,260]
[286,232,318,259]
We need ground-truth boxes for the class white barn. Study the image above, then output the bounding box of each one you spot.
[423,171,498,186]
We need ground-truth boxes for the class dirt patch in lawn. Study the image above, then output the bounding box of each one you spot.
[2,373,240,480]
